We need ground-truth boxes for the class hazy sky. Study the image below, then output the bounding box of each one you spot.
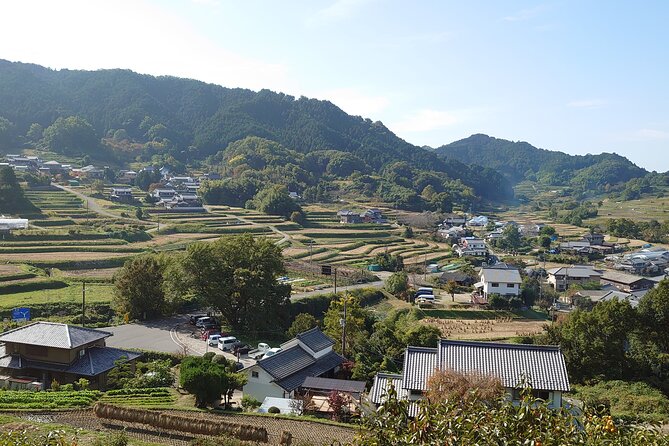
[2,0,668,171]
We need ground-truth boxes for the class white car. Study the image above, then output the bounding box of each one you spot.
[261,347,282,359]
[207,334,221,346]
[218,336,241,352]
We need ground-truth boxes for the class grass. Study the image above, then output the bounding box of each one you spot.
[0,282,114,309]
[572,380,669,423]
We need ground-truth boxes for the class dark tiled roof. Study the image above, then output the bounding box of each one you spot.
[275,350,344,392]
[257,345,315,380]
[0,347,140,377]
[296,327,334,353]
[0,322,111,349]
[369,373,406,404]
[301,376,366,395]
[438,340,570,392]
[402,346,437,391]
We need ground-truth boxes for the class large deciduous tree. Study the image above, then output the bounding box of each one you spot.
[177,234,291,333]
[113,255,171,320]
[42,116,98,155]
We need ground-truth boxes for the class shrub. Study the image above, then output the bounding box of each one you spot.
[268,406,280,414]
[241,395,261,411]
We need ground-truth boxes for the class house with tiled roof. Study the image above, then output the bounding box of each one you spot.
[370,339,570,415]
[0,322,140,390]
[241,327,345,401]
[546,265,603,291]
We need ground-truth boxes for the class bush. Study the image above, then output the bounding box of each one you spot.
[241,395,261,411]
[268,406,280,414]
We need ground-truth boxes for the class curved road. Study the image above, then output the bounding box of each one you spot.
[52,183,146,223]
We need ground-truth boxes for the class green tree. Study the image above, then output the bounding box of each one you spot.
[91,179,105,195]
[544,299,637,382]
[42,116,98,155]
[0,166,34,213]
[113,255,171,320]
[26,122,43,143]
[637,279,669,351]
[499,224,521,251]
[179,356,225,408]
[324,294,370,356]
[374,252,404,272]
[174,235,291,333]
[0,117,15,149]
[251,185,301,218]
[287,313,319,338]
[385,271,409,297]
[402,226,414,238]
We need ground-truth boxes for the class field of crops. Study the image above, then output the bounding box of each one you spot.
[99,387,178,408]
[0,389,101,409]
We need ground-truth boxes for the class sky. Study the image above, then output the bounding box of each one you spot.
[1,0,668,171]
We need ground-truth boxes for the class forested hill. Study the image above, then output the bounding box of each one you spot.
[434,134,647,191]
[0,59,514,206]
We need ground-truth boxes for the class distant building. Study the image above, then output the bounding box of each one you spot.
[441,213,467,227]
[338,208,386,224]
[0,217,29,234]
[546,265,603,291]
[151,188,177,202]
[454,237,488,257]
[109,187,134,203]
[600,271,657,292]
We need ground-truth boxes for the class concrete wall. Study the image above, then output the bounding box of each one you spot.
[243,366,287,402]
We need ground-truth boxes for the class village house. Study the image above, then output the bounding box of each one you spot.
[546,265,603,291]
[441,213,467,227]
[242,328,345,402]
[151,188,177,202]
[109,187,134,203]
[439,271,475,287]
[600,271,657,292]
[117,170,137,184]
[454,237,488,257]
[475,266,522,299]
[0,322,140,390]
[369,340,570,415]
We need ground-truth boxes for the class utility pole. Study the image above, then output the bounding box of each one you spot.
[308,240,314,263]
[334,268,338,294]
[341,294,347,357]
[81,281,86,328]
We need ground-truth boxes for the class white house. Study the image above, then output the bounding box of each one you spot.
[369,340,570,415]
[477,266,522,298]
[454,237,488,257]
[242,328,344,402]
[546,265,603,291]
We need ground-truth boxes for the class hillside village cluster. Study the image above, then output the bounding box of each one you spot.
[1,154,669,435]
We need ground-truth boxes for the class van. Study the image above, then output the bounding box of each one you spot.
[416,294,435,302]
[218,336,241,352]
[417,287,433,293]
[207,334,221,346]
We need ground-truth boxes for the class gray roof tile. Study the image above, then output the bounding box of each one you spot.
[369,373,406,404]
[302,376,366,395]
[0,322,111,349]
[438,340,570,392]
[402,347,437,391]
[296,327,334,352]
[275,351,344,392]
[257,345,315,380]
[480,268,522,284]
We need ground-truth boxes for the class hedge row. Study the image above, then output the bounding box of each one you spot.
[0,279,69,295]
[290,288,384,319]
[0,246,146,254]
[15,257,133,270]
[299,231,393,239]
[0,273,37,282]
[0,239,128,247]
[0,390,101,409]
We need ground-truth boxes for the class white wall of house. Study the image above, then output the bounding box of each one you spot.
[242,366,287,402]
[482,281,520,297]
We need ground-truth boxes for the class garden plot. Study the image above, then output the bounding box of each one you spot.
[423,317,547,340]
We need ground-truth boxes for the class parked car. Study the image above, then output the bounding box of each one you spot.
[189,314,207,325]
[248,342,271,360]
[233,362,244,371]
[195,316,217,328]
[218,336,242,352]
[200,322,221,332]
[201,329,220,340]
[207,334,222,346]
[261,347,282,359]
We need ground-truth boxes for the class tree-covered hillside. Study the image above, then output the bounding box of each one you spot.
[0,59,513,209]
[435,134,647,192]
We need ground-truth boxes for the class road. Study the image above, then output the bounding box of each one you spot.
[104,316,186,354]
[53,183,145,224]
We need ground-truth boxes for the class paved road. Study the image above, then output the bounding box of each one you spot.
[104,316,187,354]
[53,183,145,223]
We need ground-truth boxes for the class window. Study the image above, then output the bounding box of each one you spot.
[507,283,515,288]
[491,283,499,287]
[251,371,259,378]
[409,389,423,396]
[513,389,551,401]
